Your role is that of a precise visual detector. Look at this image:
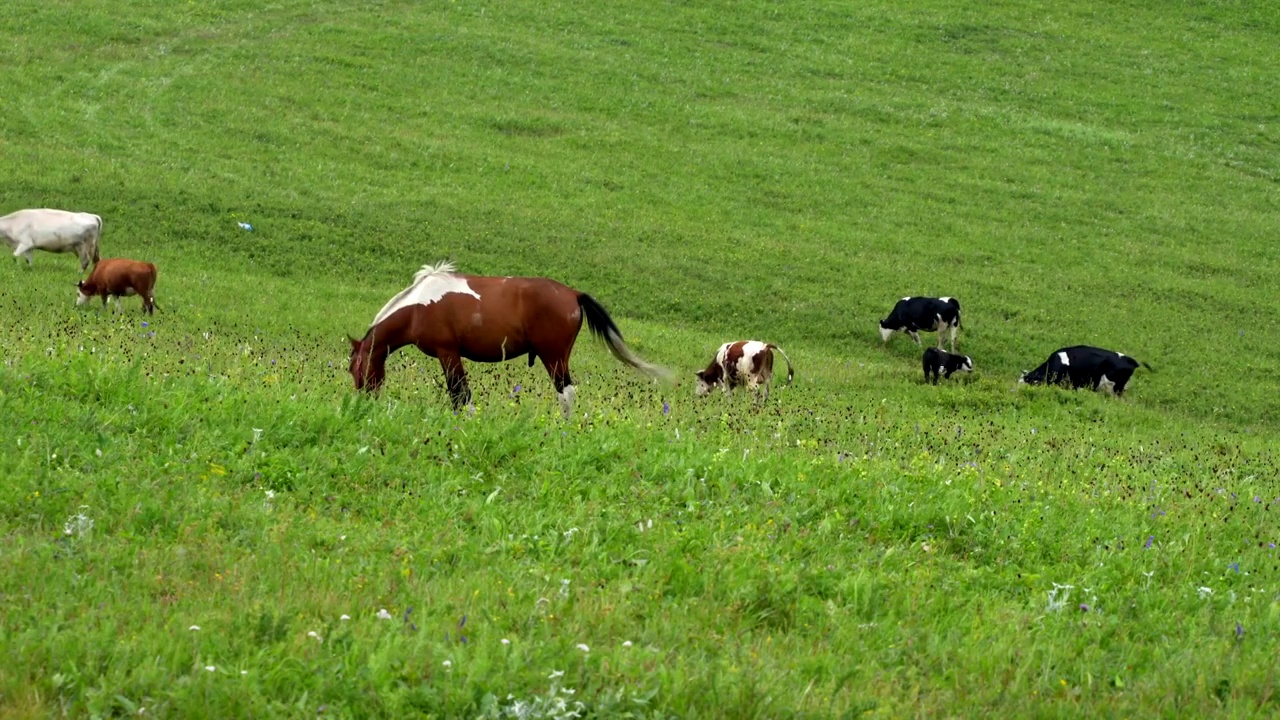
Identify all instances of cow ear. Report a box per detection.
[347,334,361,349]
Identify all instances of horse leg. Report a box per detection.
[540,355,576,419]
[437,354,471,409]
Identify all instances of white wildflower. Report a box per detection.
[576,644,589,652]
[63,506,93,537]
[442,660,452,669]
[548,670,564,679]
[189,625,200,631]
[1198,586,1214,599]
[340,614,350,621]
[204,666,216,672]
[376,608,392,620]
[501,638,510,645]
[308,631,322,642]
[1046,583,1074,613]
[622,640,633,648]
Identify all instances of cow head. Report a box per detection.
[878,322,895,342]
[959,356,975,373]
[74,281,90,306]
[694,370,715,396]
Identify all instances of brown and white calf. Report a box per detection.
[695,341,794,400]
[76,258,158,314]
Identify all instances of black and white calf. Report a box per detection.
[922,347,973,384]
[1019,345,1150,396]
[879,296,962,352]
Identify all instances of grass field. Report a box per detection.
[3,0,1280,716]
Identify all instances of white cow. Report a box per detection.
[0,209,102,270]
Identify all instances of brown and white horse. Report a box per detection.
[348,262,672,417]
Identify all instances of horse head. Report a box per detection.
[347,333,382,392]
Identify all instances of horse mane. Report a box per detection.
[369,260,460,327]
[412,260,457,283]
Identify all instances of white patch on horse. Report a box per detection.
[370,261,480,327]
[558,384,577,419]
[1098,374,1116,394]
[1057,351,1071,366]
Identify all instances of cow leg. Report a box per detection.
[540,355,575,419]
[948,325,958,353]
[13,245,33,266]
[909,330,921,345]
[1097,374,1117,395]
[437,354,471,409]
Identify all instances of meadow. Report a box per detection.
[2,0,1280,716]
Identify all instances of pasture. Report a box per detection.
[2,0,1279,716]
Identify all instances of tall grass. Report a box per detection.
[2,0,1279,716]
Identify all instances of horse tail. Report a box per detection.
[577,293,674,383]
[770,344,795,385]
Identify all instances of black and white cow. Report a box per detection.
[922,347,973,384]
[879,296,962,352]
[1019,345,1150,396]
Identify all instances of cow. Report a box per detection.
[1019,345,1151,396]
[922,347,973,384]
[879,296,962,352]
[0,208,102,270]
[76,258,158,315]
[695,341,794,401]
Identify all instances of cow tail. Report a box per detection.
[91,215,102,263]
[1140,360,1156,373]
[770,344,795,385]
[577,293,674,383]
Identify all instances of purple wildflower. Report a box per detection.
[1229,562,1240,573]
[662,401,670,415]
[1236,622,1245,638]
[141,321,148,328]
[1144,536,1154,549]
[1079,604,1089,612]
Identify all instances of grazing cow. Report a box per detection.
[695,341,795,401]
[0,208,102,270]
[879,296,962,352]
[922,347,973,384]
[1019,345,1150,396]
[76,258,158,315]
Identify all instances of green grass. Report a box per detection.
[3,0,1280,716]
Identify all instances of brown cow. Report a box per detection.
[695,340,794,401]
[76,258,158,314]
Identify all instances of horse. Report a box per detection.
[348,261,673,417]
